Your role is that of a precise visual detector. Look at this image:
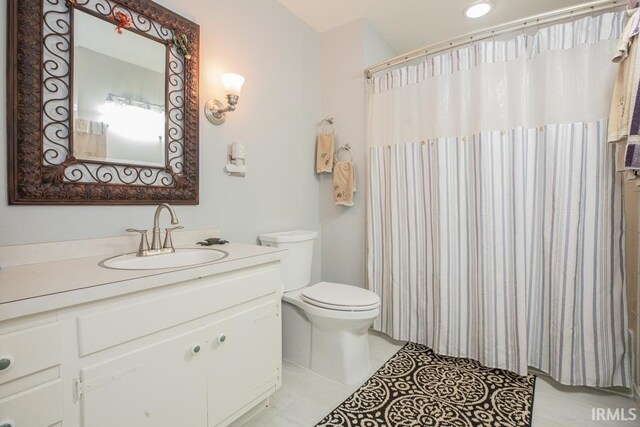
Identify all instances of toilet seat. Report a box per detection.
[300,282,380,312]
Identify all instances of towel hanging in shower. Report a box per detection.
[608,7,640,169]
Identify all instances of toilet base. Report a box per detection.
[282,301,312,369]
[281,300,377,385]
[307,313,373,384]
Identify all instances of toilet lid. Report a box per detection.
[301,282,380,311]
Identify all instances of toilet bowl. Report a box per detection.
[259,231,380,385]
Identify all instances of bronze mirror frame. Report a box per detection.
[7,0,200,205]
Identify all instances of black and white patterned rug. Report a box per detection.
[316,342,536,427]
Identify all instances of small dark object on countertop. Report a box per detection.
[197,238,229,246]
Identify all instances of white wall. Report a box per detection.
[0,0,322,280]
[319,20,395,287]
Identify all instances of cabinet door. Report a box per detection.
[79,328,208,427]
[207,301,281,426]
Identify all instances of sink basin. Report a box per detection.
[99,248,228,270]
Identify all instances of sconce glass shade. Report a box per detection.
[222,73,245,96]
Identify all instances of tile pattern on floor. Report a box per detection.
[238,332,638,426]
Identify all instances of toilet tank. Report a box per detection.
[259,230,318,292]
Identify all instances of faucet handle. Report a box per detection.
[163,226,184,251]
[126,228,147,233]
[126,228,150,256]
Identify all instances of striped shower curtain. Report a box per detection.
[367,11,630,387]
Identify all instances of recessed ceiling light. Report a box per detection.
[464,1,494,19]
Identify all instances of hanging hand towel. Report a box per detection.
[316,132,335,173]
[334,161,355,206]
[75,118,90,134]
[608,8,640,145]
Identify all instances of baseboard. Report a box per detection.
[528,367,633,397]
[226,392,274,426]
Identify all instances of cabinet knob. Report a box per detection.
[190,344,202,355]
[0,420,16,427]
[217,333,226,344]
[0,356,13,372]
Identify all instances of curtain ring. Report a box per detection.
[492,31,496,63]
[472,38,478,67]
[449,43,454,73]
[534,18,541,53]
[571,10,577,48]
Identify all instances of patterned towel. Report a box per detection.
[609,8,640,145]
[316,132,335,173]
[625,143,640,169]
[609,8,640,173]
[333,161,355,206]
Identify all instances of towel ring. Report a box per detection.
[335,144,354,164]
[318,117,335,135]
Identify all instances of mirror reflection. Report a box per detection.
[72,10,167,167]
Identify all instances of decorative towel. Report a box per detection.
[613,8,640,63]
[90,120,106,136]
[609,8,640,143]
[609,8,640,171]
[74,133,108,160]
[333,161,355,206]
[316,132,335,173]
[74,118,106,136]
[612,34,640,170]
[626,143,640,169]
[75,118,90,134]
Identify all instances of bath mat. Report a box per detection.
[316,342,536,427]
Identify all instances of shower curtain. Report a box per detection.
[367,11,630,387]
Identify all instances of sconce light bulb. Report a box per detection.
[222,73,245,96]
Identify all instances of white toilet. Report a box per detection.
[259,230,380,385]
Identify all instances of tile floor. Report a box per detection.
[239,332,638,426]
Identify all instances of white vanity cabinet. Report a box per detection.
[79,327,209,427]
[0,260,283,427]
[0,318,64,427]
[206,301,281,426]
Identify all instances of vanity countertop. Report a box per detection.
[0,243,286,321]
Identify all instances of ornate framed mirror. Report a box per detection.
[8,0,200,204]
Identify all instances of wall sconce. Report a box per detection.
[204,73,245,125]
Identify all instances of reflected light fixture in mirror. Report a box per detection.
[464,0,494,18]
[204,73,245,125]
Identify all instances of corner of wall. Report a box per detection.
[317,18,395,288]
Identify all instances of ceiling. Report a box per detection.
[277,0,589,54]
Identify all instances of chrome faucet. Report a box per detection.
[127,203,184,257]
[151,203,179,251]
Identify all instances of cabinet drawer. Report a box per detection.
[0,323,61,385]
[77,263,281,356]
[0,380,63,427]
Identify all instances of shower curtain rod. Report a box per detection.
[364,0,625,78]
